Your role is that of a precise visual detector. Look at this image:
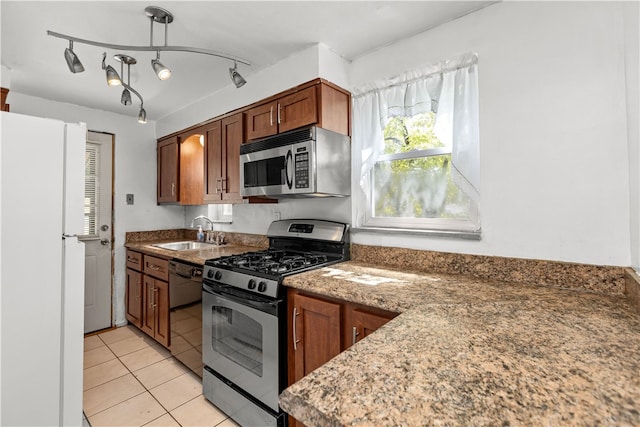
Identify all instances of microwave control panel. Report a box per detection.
[294,149,309,189]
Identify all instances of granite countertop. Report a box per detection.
[125,239,259,265]
[280,261,640,426]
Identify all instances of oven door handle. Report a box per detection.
[203,283,278,312]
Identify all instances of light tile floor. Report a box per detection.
[84,325,239,427]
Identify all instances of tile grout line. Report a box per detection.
[86,327,232,427]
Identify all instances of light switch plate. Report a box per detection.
[126,194,134,205]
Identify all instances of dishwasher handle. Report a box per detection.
[169,260,203,281]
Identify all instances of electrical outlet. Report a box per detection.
[126,194,134,205]
[273,211,281,221]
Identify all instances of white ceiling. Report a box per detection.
[1,1,495,121]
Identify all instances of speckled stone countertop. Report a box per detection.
[125,240,261,265]
[280,261,640,426]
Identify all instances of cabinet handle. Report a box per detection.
[152,287,158,309]
[127,257,140,264]
[216,177,223,194]
[352,326,360,345]
[292,307,300,351]
[148,264,161,271]
[277,104,281,124]
[269,106,273,127]
[171,182,175,196]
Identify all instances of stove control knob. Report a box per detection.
[214,271,222,281]
[207,269,215,279]
[248,279,257,290]
[258,281,267,293]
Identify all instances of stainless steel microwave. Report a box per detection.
[240,126,351,198]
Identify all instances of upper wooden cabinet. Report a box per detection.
[203,113,243,203]
[178,129,205,205]
[157,136,179,203]
[245,81,351,141]
[156,78,350,205]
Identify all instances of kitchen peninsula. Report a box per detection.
[280,261,640,426]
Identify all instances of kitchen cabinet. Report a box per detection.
[178,128,205,205]
[141,275,170,347]
[125,268,143,327]
[290,292,342,383]
[125,250,170,348]
[203,113,243,203]
[287,289,397,427]
[245,81,351,141]
[157,136,179,203]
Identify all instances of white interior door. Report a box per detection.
[81,131,113,333]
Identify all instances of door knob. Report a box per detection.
[100,239,110,245]
[100,224,109,231]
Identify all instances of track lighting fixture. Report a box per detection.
[48,5,251,123]
[138,106,147,124]
[229,61,247,88]
[116,54,136,105]
[64,41,84,73]
[151,51,171,80]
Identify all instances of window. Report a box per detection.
[352,53,480,236]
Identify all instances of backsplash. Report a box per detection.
[351,244,628,295]
[124,229,268,248]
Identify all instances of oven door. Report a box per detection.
[202,281,282,412]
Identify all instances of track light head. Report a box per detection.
[229,61,246,88]
[121,88,132,106]
[105,65,122,86]
[138,107,147,124]
[151,56,171,80]
[64,41,84,73]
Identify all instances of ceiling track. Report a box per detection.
[47,31,251,66]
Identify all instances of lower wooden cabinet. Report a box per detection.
[125,268,143,327]
[141,276,170,348]
[287,289,398,427]
[125,250,170,348]
[290,292,342,383]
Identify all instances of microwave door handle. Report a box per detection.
[285,149,293,189]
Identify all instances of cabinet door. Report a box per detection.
[278,86,317,134]
[245,101,278,141]
[291,293,341,383]
[203,120,223,202]
[157,137,179,203]
[221,113,243,202]
[125,269,143,327]
[348,308,395,348]
[141,276,156,337]
[178,129,204,205]
[154,280,170,348]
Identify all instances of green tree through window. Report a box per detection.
[373,112,472,220]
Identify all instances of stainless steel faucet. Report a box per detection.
[191,215,214,231]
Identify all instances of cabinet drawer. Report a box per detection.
[126,250,143,272]
[143,255,169,281]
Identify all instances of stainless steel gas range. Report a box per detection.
[202,219,350,427]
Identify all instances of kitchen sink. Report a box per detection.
[152,241,216,251]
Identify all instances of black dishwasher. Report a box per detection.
[168,259,204,377]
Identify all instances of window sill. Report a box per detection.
[352,226,481,241]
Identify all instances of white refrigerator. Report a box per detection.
[1,111,87,426]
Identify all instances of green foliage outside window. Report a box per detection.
[373,112,471,219]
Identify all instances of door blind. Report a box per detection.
[84,142,100,236]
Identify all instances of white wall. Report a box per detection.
[156,43,341,138]
[159,2,636,268]
[7,92,185,326]
[347,1,634,267]
[623,1,640,271]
